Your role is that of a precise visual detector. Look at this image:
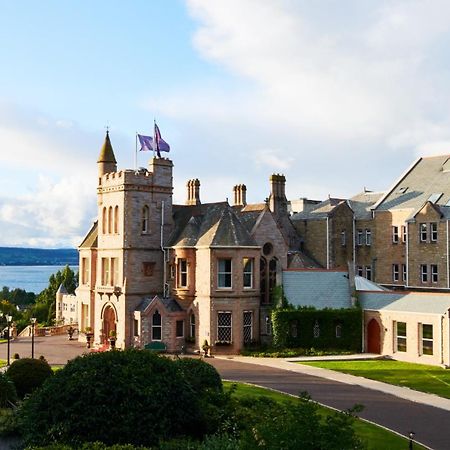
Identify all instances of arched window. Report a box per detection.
[313,320,320,338]
[190,313,196,339]
[102,207,107,234]
[269,257,277,296]
[335,324,342,339]
[260,257,267,304]
[114,206,119,234]
[142,205,149,233]
[108,206,113,234]
[152,310,162,341]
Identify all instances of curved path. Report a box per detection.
[207,357,447,450]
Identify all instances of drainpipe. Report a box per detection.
[441,314,444,366]
[406,222,409,287]
[161,201,166,297]
[447,220,449,289]
[326,216,330,269]
[352,214,356,274]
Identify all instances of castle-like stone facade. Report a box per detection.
[58,132,312,353]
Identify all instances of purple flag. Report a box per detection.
[138,134,154,151]
[154,123,170,156]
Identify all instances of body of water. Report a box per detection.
[0,265,79,294]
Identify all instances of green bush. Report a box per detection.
[6,358,53,398]
[0,373,17,407]
[175,358,223,393]
[19,350,228,448]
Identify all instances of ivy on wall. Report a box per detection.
[271,308,362,352]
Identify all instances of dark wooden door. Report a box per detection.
[367,319,381,354]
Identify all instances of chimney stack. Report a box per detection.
[269,174,287,216]
[233,184,247,207]
[186,178,201,206]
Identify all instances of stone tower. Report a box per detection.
[94,132,174,348]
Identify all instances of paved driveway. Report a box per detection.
[207,358,446,450]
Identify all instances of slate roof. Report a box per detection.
[136,295,183,313]
[359,291,450,315]
[79,222,98,249]
[290,198,346,220]
[374,155,450,212]
[282,270,352,309]
[56,284,68,295]
[169,202,258,247]
[348,191,384,220]
[354,276,387,291]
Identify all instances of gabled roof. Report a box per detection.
[136,295,183,313]
[374,155,450,212]
[354,276,387,291]
[290,198,347,221]
[79,222,98,249]
[169,202,257,248]
[348,191,384,220]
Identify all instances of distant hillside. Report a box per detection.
[0,247,78,266]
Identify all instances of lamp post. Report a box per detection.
[6,315,12,366]
[408,431,415,450]
[30,318,37,359]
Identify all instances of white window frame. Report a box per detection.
[396,321,407,352]
[151,310,162,341]
[365,229,371,246]
[431,222,438,242]
[431,264,438,283]
[392,264,399,282]
[402,264,407,283]
[356,229,363,246]
[421,264,428,283]
[217,258,232,289]
[420,223,427,242]
[401,225,407,243]
[341,230,346,247]
[243,258,254,289]
[365,266,372,281]
[189,313,196,339]
[421,323,433,355]
[392,226,399,244]
[177,258,188,288]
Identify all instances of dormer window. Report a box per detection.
[398,187,408,194]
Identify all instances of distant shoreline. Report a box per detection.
[0,247,78,266]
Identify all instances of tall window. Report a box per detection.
[190,314,196,339]
[217,312,232,342]
[114,206,119,234]
[392,264,399,282]
[111,257,119,286]
[141,205,149,233]
[82,257,89,285]
[365,266,372,281]
[152,310,162,341]
[218,259,232,288]
[365,229,371,246]
[357,266,363,277]
[108,206,113,234]
[177,259,188,288]
[392,226,399,243]
[335,324,342,338]
[396,322,407,352]
[341,230,346,246]
[431,223,438,242]
[176,320,184,338]
[421,324,433,355]
[243,258,253,288]
[431,264,438,283]
[101,258,110,286]
[260,257,267,304]
[269,258,277,294]
[401,225,407,243]
[243,311,253,344]
[102,207,107,234]
[420,223,427,242]
[402,264,407,283]
[421,264,428,283]
[356,230,363,246]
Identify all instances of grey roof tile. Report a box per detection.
[136,295,184,313]
[282,270,352,309]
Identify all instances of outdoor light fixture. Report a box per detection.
[6,315,12,366]
[408,431,415,450]
[30,317,37,359]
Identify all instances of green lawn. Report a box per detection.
[223,381,425,450]
[301,359,450,398]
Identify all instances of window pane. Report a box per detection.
[423,324,433,339]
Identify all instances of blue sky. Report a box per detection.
[2,0,450,247]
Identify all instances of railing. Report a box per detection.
[18,323,78,338]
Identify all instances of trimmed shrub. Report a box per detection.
[19,350,228,448]
[0,373,17,408]
[175,358,223,393]
[6,358,53,398]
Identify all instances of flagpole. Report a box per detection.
[153,118,156,159]
[135,132,138,170]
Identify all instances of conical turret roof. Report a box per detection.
[97,131,117,164]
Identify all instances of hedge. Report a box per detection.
[272,308,362,352]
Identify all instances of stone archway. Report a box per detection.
[102,305,117,345]
[367,319,381,354]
